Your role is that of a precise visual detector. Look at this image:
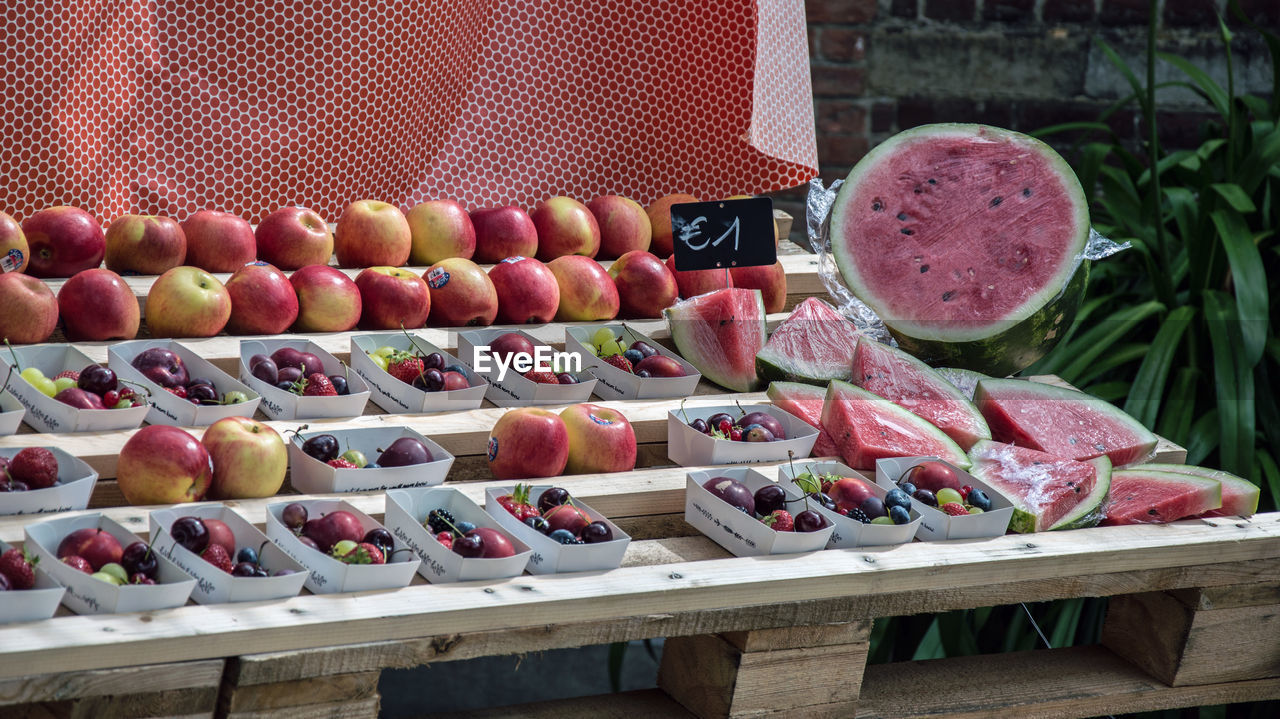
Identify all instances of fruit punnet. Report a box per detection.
[664,288,766,392]
[830,124,1091,376]
[967,440,1110,532]
[820,380,969,470]
[1123,464,1259,518]
[1101,468,1222,526]
[765,382,840,457]
[754,297,863,385]
[974,378,1158,467]
[852,336,990,450]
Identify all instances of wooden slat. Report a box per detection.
[223,696,379,719]
[433,689,695,719]
[39,687,218,719]
[219,671,380,714]
[0,660,224,706]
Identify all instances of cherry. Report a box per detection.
[453,534,484,558]
[78,365,117,396]
[537,487,571,514]
[794,510,827,533]
[281,502,309,531]
[301,435,338,462]
[171,517,209,553]
[423,353,445,371]
[579,521,613,544]
[121,541,158,579]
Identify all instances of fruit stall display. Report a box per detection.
[0,136,1275,718]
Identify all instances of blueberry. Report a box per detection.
[455,521,476,535]
[888,505,911,525]
[622,349,644,365]
[884,489,912,511]
[443,364,466,375]
[968,489,992,512]
[525,516,551,534]
[548,529,578,545]
[897,482,917,496]
[236,547,259,565]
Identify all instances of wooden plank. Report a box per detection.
[220,671,380,713]
[0,659,224,706]
[1169,581,1280,610]
[435,689,695,719]
[40,686,217,719]
[224,696,379,719]
[1100,590,1193,685]
[721,620,871,653]
[856,645,1280,719]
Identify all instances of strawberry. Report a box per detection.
[201,543,233,573]
[729,427,743,441]
[498,483,541,522]
[9,447,58,490]
[761,510,794,532]
[523,371,560,384]
[387,352,425,385]
[435,531,453,549]
[960,485,973,499]
[0,548,37,589]
[303,373,337,397]
[602,354,633,373]
[327,458,358,469]
[337,542,385,565]
[54,370,79,381]
[941,502,969,517]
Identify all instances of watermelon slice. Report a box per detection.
[968,440,1107,533]
[755,297,862,385]
[852,337,990,450]
[1102,469,1222,525]
[819,380,969,470]
[664,288,765,392]
[829,124,1091,376]
[975,378,1158,467]
[1125,464,1259,518]
[766,381,840,457]
[936,367,988,400]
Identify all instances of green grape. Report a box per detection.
[54,377,77,393]
[600,340,623,357]
[20,367,45,384]
[369,353,390,372]
[581,344,598,357]
[373,346,398,359]
[936,488,963,506]
[870,516,893,525]
[590,327,615,347]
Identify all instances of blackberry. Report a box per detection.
[847,508,870,524]
[425,508,455,535]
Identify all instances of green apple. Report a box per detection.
[202,416,287,500]
[145,266,232,338]
[341,449,367,468]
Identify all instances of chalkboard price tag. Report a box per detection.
[670,197,776,272]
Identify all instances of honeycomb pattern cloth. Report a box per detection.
[2,0,817,224]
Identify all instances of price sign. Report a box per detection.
[670,197,776,272]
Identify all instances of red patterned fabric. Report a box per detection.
[2,0,817,223]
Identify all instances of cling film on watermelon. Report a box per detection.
[967,440,1105,532]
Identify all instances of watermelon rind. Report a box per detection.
[935,367,989,400]
[820,380,970,470]
[1125,463,1259,517]
[766,381,840,457]
[968,440,1102,533]
[664,288,765,393]
[1047,456,1112,530]
[1103,469,1223,525]
[755,297,862,385]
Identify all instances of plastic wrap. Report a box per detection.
[664,288,767,393]
[821,381,972,470]
[1100,469,1224,525]
[968,441,1108,532]
[755,297,864,385]
[764,382,841,457]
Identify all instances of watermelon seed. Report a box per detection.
[990,196,1003,207]
[872,200,883,211]
[928,178,937,184]
[1022,188,1031,197]
[919,264,929,273]
[913,186,922,194]
[897,212,908,221]
[900,228,913,235]
[942,291,955,302]
[1094,443,1106,452]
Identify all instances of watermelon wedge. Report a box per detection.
[1102,469,1222,525]
[755,297,863,385]
[968,440,1107,533]
[975,378,1158,467]
[664,288,765,392]
[766,381,840,457]
[852,337,990,450]
[1125,464,1259,518]
[819,380,969,470]
[936,367,988,400]
[829,124,1091,376]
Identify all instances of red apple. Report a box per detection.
[424,257,497,327]
[254,207,334,270]
[57,268,140,341]
[829,477,877,512]
[730,260,787,313]
[588,195,651,259]
[104,215,187,275]
[488,256,559,325]
[634,355,686,377]
[441,371,469,390]
[203,518,236,555]
[532,196,600,260]
[547,255,618,322]
[224,262,299,335]
[131,347,189,388]
[289,265,362,332]
[608,250,678,319]
[470,207,538,264]
[488,332,535,366]
[469,527,516,558]
[665,254,732,299]
[116,425,214,505]
[645,193,699,258]
[21,206,105,278]
[354,266,431,330]
[407,200,475,264]
[55,388,106,410]
[302,510,365,553]
[145,266,232,338]
[180,210,256,273]
[56,528,123,572]
[901,461,963,493]
[203,416,287,499]
[334,200,411,268]
[543,504,591,535]
[487,408,569,479]
[560,403,636,474]
[0,210,30,273]
[0,271,58,343]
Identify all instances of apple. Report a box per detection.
[424,257,498,327]
[560,403,636,474]
[145,266,232,338]
[255,207,333,269]
[547,255,618,322]
[354,266,431,330]
[301,510,364,553]
[608,250,678,319]
[531,197,600,260]
[730,261,787,313]
[334,200,411,268]
[407,200,475,264]
[0,272,58,343]
[131,347,189,388]
[57,528,123,571]
[587,195,650,259]
[104,215,187,275]
[487,408,568,479]
[645,193,699,258]
[665,254,732,299]
[57,268,140,341]
[488,332,535,366]
[180,210,256,272]
[470,207,538,263]
[203,416,287,499]
[468,527,516,559]
[224,262,299,335]
[117,425,213,505]
[634,355,685,377]
[203,518,237,555]
[487,256,559,324]
[900,461,963,493]
[21,206,105,278]
[289,264,362,332]
[830,477,877,512]
[543,504,592,535]
[0,210,30,273]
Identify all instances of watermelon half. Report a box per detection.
[829,123,1091,376]
[755,297,863,385]
[1125,464,1259,518]
[936,367,988,400]
[664,288,765,392]
[1102,469,1222,525]
[852,336,990,450]
[968,440,1109,533]
[975,378,1158,467]
[766,381,840,457]
[819,380,969,471]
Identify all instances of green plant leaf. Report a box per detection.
[910,618,945,661]
[1058,301,1165,385]
[1211,183,1258,213]
[1083,381,1132,403]
[1124,305,1196,427]
[1203,290,1256,475]
[1258,451,1280,512]
[1185,408,1221,466]
[1210,209,1270,366]
[1157,52,1230,117]
[1138,151,1197,187]
[1048,599,1085,649]
[1097,37,1149,117]
[1030,122,1114,139]
[1075,343,1150,387]
[1156,367,1201,447]
[1236,124,1280,194]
